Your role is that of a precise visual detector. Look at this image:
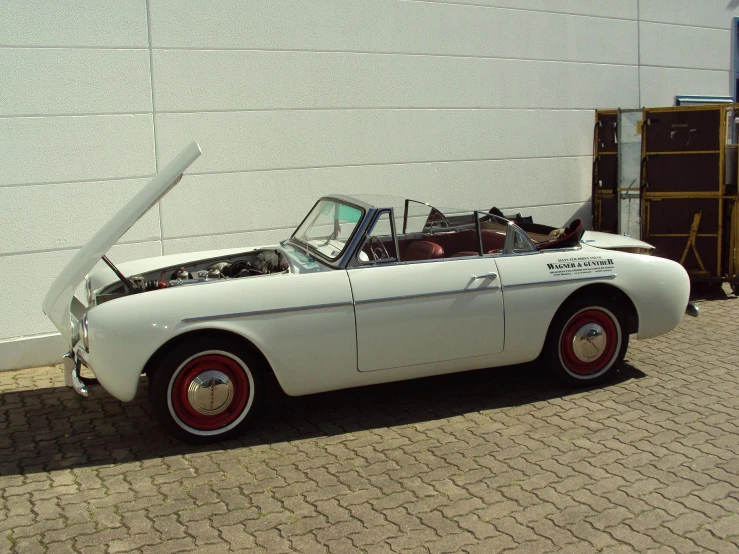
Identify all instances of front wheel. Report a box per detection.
[543,296,629,386]
[149,337,263,443]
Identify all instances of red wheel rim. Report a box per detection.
[560,309,619,376]
[170,353,250,431]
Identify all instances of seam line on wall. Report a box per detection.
[403,1,734,30]
[0,155,590,189]
[638,64,729,72]
[0,111,154,120]
[0,45,149,50]
[135,47,639,66]
[0,107,602,120]
[181,155,592,176]
[159,225,297,242]
[0,44,642,68]
[637,19,732,31]
[399,0,637,23]
[0,44,641,66]
[0,174,155,189]
[0,239,163,259]
[154,107,607,115]
[145,0,164,257]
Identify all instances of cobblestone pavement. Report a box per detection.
[1,287,738,554]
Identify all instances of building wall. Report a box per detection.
[1,0,737,368]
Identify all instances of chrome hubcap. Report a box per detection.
[187,370,234,415]
[571,323,607,362]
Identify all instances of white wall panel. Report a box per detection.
[160,156,590,240]
[155,109,594,175]
[639,0,738,29]
[0,242,160,339]
[154,50,638,112]
[164,229,290,256]
[0,115,155,186]
[640,23,730,71]
[150,0,638,65]
[0,179,160,255]
[435,1,637,20]
[640,67,730,107]
[0,49,152,116]
[0,0,148,47]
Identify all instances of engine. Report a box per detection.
[95,249,290,304]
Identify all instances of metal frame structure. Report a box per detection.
[593,105,739,292]
[592,109,618,235]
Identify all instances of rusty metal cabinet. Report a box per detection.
[593,105,739,292]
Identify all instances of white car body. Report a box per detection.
[43,143,692,441]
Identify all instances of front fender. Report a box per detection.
[84,269,356,401]
[86,297,182,401]
[613,255,690,339]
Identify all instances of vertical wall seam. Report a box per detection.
[145,0,164,255]
[732,18,738,100]
[637,0,642,107]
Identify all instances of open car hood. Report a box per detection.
[581,231,655,251]
[42,142,201,341]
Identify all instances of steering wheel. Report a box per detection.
[368,236,390,260]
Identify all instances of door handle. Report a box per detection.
[471,272,497,280]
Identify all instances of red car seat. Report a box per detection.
[403,241,444,261]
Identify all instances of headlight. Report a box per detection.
[81,314,89,352]
[71,317,81,347]
[86,278,94,305]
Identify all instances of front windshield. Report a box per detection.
[292,199,364,261]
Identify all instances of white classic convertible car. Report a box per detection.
[44,143,696,443]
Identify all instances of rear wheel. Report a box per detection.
[149,337,263,443]
[543,295,629,386]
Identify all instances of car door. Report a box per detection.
[348,256,504,372]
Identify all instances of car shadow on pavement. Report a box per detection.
[0,362,645,477]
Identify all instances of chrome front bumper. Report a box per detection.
[63,349,92,397]
[685,302,700,318]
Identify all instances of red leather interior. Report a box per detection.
[399,228,506,260]
[363,217,578,261]
[424,229,505,256]
[403,241,444,261]
[481,229,506,253]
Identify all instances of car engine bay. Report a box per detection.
[95,249,290,305]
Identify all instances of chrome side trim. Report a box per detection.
[539,245,583,253]
[350,255,491,269]
[504,273,617,290]
[354,286,500,305]
[184,283,504,322]
[491,250,541,259]
[182,301,354,323]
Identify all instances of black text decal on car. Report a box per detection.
[547,256,615,277]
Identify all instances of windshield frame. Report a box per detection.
[289,197,367,265]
